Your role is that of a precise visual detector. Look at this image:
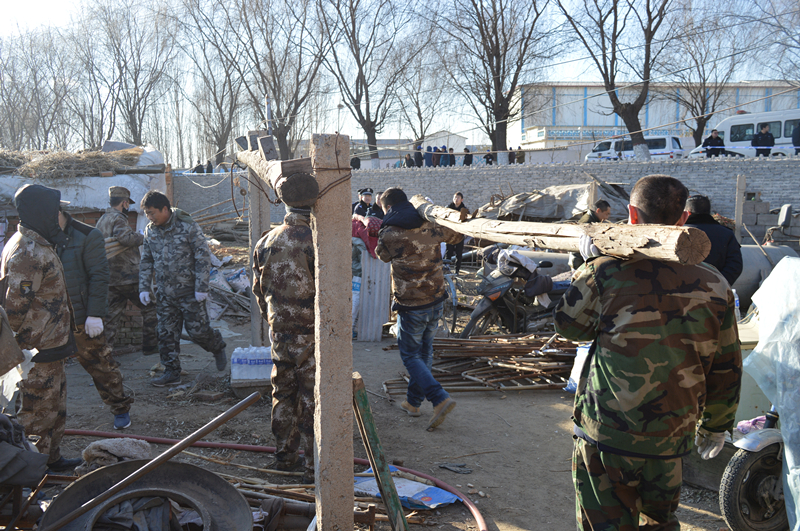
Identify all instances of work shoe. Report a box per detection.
[275,458,303,472]
[151,369,181,387]
[213,349,227,372]
[400,401,421,417]
[114,412,131,430]
[427,398,456,431]
[47,456,83,473]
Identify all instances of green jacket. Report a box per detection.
[57,213,110,324]
[554,256,742,458]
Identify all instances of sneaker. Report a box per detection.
[47,456,83,473]
[400,401,421,417]
[151,370,181,387]
[427,398,456,431]
[213,349,227,372]
[114,412,131,430]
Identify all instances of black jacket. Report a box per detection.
[702,135,725,157]
[751,131,775,148]
[366,204,384,219]
[414,151,423,167]
[463,153,473,166]
[792,127,800,150]
[57,214,110,324]
[352,200,371,216]
[685,213,743,286]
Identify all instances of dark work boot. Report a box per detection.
[151,369,182,387]
[213,349,227,372]
[47,456,83,473]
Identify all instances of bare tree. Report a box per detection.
[743,0,800,81]
[558,0,675,159]
[396,44,447,144]
[0,36,30,150]
[177,0,246,165]
[439,0,557,152]
[94,0,178,146]
[318,0,420,166]
[652,1,752,146]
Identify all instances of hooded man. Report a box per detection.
[0,184,82,473]
[376,188,463,431]
[252,204,316,483]
[57,206,134,430]
[96,186,158,356]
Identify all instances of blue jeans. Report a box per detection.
[396,302,449,408]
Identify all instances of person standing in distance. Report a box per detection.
[1,184,82,473]
[751,123,775,157]
[556,175,742,531]
[445,192,469,274]
[252,204,317,483]
[376,188,463,430]
[684,195,743,286]
[138,191,226,386]
[702,129,725,157]
[95,187,158,356]
[56,206,134,430]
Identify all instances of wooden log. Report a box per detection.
[409,195,711,265]
[235,150,319,207]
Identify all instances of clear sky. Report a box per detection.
[2,0,82,37]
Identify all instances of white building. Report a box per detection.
[509,81,800,159]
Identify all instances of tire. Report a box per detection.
[719,444,788,531]
[460,307,501,338]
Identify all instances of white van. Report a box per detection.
[688,109,800,158]
[584,135,685,162]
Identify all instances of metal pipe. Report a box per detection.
[41,392,261,531]
[62,424,488,531]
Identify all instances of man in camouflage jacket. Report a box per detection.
[555,175,742,531]
[0,184,82,472]
[57,208,133,430]
[95,186,158,355]
[138,191,226,387]
[252,205,316,482]
[376,188,463,431]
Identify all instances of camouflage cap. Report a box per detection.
[109,186,136,204]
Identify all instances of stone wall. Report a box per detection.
[349,157,800,243]
[171,171,251,223]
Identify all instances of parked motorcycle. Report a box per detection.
[720,405,788,531]
[460,249,570,338]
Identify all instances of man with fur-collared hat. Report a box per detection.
[1,184,83,473]
[96,186,158,357]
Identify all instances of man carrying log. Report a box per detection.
[96,187,158,357]
[375,187,463,431]
[252,204,316,483]
[138,191,227,387]
[57,206,134,430]
[554,175,742,530]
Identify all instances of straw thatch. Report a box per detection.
[0,147,144,179]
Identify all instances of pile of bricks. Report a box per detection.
[112,301,145,352]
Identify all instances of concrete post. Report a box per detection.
[309,134,353,530]
[248,169,270,346]
[734,174,746,244]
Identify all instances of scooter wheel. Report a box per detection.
[719,444,788,531]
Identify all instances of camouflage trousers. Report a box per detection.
[271,334,315,476]
[18,360,66,465]
[573,437,682,531]
[157,294,225,372]
[106,283,158,354]
[75,325,133,415]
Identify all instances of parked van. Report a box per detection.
[688,109,800,158]
[584,135,685,162]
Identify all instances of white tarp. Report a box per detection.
[743,256,800,531]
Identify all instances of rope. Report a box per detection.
[314,133,352,200]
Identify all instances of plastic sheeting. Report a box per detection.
[743,256,800,531]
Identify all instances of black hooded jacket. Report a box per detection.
[381,201,425,230]
[685,213,743,286]
[14,184,67,248]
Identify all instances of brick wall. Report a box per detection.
[171,171,251,223]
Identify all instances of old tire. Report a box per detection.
[460,307,500,338]
[719,444,788,531]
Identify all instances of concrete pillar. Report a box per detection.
[734,174,746,244]
[309,134,354,530]
[248,169,270,346]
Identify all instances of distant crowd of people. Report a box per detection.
[351,144,527,169]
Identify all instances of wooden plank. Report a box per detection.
[353,372,409,531]
[409,195,711,265]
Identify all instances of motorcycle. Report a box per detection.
[460,249,570,338]
[720,405,788,531]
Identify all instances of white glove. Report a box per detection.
[84,316,104,338]
[579,234,601,261]
[139,291,151,305]
[695,428,726,460]
[195,292,208,302]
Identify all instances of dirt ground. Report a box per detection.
[60,318,730,531]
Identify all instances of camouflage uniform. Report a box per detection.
[58,213,132,415]
[555,256,742,530]
[252,212,315,476]
[96,207,158,354]
[139,209,225,372]
[1,225,72,464]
